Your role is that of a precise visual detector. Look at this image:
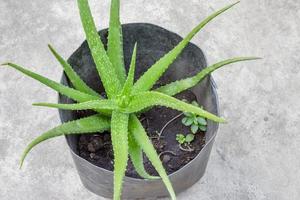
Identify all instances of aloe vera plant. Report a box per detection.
[1,0,260,199]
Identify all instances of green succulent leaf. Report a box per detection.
[156,57,260,96]
[181,117,188,125]
[128,131,159,180]
[132,2,240,93]
[107,0,126,84]
[111,111,129,200]
[20,114,110,168]
[183,112,193,117]
[126,91,226,123]
[182,117,193,126]
[191,124,199,134]
[199,125,207,132]
[32,100,117,111]
[129,115,176,200]
[0,63,112,115]
[192,101,199,107]
[121,43,137,96]
[77,0,122,98]
[185,134,195,143]
[48,44,100,97]
[1,63,98,102]
[197,117,207,126]
[193,117,198,125]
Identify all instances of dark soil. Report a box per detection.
[77,91,206,178]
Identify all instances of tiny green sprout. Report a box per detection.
[176,134,186,144]
[176,133,195,145]
[1,1,260,200]
[182,101,208,134]
[176,133,195,153]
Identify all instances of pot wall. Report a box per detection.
[59,23,219,199]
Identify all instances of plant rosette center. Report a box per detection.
[116,94,131,109]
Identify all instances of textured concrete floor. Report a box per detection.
[0,0,299,199]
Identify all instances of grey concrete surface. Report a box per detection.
[0,0,299,199]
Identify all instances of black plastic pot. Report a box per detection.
[59,23,219,199]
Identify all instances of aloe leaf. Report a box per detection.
[129,115,176,200]
[20,114,110,168]
[107,0,126,84]
[111,111,129,200]
[128,130,159,180]
[33,99,117,111]
[133,2,240,93]
[126,92,225,123]
[121,43,137,96]
[156,57,260,96]
[77,0,122,98]
[48,44,100,97]
[1,63,98,102]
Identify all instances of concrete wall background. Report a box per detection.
[0,0,299,199]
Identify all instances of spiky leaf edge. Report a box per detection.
[1,63,99,103]
[129,115,176,200]
[156,57,261,96]
[133,2,240,93]
[127,91,225,123]
[111,111,129,200]
[77,0,122,98]
[121,43,137,96]
[48,44,100,97]
[107,0,126,84]
[20,114,110,168]
[128,131,159,179]
[32,100,117,111]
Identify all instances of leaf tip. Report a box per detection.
[47,44,53,49]
[32,103,43,107]
[19,162,24,170]
[220,118,228,123]
[246,56,263,60]
[233,1,241,6]
[254,57,263,60]
[148,175,160,180]
[19,154,26,169]
[134,42,138,49]
[226,1,240,10]
[47,44,57,55]
[1,62,10,66]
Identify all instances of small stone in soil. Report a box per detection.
[90,153,96,159]
[152,139,166,151]
[162,154,171,163]
[87,137,104,152]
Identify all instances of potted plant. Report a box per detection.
[2,0,259,199]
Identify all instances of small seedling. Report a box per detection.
[176,133,195,145]
[182,101,208,134]
[176,133,195,152]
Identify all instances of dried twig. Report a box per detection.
[179,144,194,152]
[155,113,183,140]
[159,151,177,159]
